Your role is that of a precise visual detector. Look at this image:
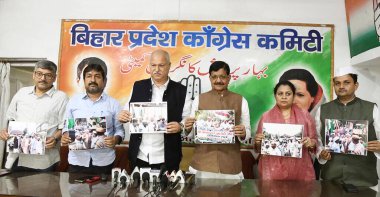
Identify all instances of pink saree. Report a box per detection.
[257,104,317,180]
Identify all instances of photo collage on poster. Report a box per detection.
[325,119,368,156]
[7,121,47,155]
[66,117,107,150]
[129,102,168,133]
[261,123,304,158]
[194,110,235,144]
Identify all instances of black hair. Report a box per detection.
[35,60,57,73]
[77,57,107,80]
[279,69,318,97]
[274,80,296,95]
[333,73,358,84]
[348,74,358,83]
[83,63,107,80]
[209,61,230,75]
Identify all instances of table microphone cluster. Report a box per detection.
[109,165,190,197]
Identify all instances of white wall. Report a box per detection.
[0,0,378,104]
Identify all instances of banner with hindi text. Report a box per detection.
[58,20,334,146]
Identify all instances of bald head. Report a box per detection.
[149,49,171,85]
[150,49,171,65]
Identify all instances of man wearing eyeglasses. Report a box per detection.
[184,61,251,179]
[0,60,69,172]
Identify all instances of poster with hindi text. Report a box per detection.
[194,110,235,144]
[58,20,334,146]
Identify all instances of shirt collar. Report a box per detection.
[151,78,170,89]
[30,86,56,97]
[81,91,107,102]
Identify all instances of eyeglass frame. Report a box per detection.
[34,71,56,80]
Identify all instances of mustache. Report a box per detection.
[214,82,225,85]
[38,80,47,84]
[89,82,98,86]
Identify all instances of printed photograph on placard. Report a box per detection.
[66,117,107,150]
[194,110,235,144]
[324,119,368,156]
[7,121,47,155]
[129,102,168,133]
[261,123,304,158]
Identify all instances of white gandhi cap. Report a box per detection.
[334,66,357,78]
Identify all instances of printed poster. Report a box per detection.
[261,123,303,158]
[194,110,235,144]
[66,116,107,150]
[7,121,47,155]
[325,119,368,156]
[129,102,168,133]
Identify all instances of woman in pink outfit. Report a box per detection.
[254,81,318,180]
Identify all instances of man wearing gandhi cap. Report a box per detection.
[314,66,380,188]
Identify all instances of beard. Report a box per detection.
[87,87,103,94]
[86,83,103,94]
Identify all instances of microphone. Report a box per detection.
[152,175,158,192]
[168,170,176,188]
[160,172,169,191]
[158,165,167,180]
[108,168,121,197]
[122,169,130,182]
[132,172,140,188]
[119,169,129,188]
[111,168,121,187]
[131,166,141,188]
[169,170,185,190]
[119,175,127,188]
[142,172,150,191]
[148,168,160,193]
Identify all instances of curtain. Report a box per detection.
[0,62,11,167]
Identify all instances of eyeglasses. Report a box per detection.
[34,71,55,80]
[210,75,229,80]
